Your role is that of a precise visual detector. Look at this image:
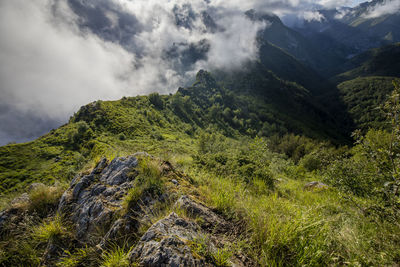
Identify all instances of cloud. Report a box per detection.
[0,0,362,145]
[302,11,325,21]
[363,0,400,18]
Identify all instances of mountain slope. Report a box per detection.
[247,10,349,76]
[334,42,400,82]
[0,70,351,195]
[337,76,396,130]
[329,43,400,131]
[0,72,399,266]
[295,1,400,56]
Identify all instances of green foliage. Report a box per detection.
[57,246,97,267]
[338,76,395,130]
[27,184,65,216]
[123,157,164,213]
[325,80,400,220]
[148,93,164,109]
[100,245,131,267]
[195,136,275,189]
[32,214,68,243]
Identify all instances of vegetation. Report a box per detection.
[0,72,399,265]
[100,246,131,267]
[338,76,396,130]
[122,156,165,213]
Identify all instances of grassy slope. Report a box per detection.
[0,70,348,195]
[0,71,399,265]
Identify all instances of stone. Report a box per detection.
[10,193,30,206]
[100,156,138,185]
[28,183,45,191]
[175,195,228,232]
[58,155,138,241]
[304,181,328,191]
[129,212,208,266]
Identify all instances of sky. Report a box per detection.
[0,0,397,145]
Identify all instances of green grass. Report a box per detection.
[57,246,97,267]
[100,245,131,267]
[188,161,400,266]
[32,214,68,243]
[122,157,165,213]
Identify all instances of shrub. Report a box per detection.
[118,133,126,141]
[148,93,164,109]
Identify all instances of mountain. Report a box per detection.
[1,70,400,266]
[246,10,350,76]
[1,2,400,265]
[331,43,400,130]
[0,69,351,194]
[295,0,400,57]
[334,42,400,82]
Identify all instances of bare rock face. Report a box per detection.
[129,212,209,267]
[175,195,228,232]
[58,156,138,240]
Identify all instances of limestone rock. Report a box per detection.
[175,195,228,232]
[58,155,138,240]
[129,212,209,267]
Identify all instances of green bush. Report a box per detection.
[149,93,164,109]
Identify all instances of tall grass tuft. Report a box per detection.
[32,214,68,243]
[100,245,131,267]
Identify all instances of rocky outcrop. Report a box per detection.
[58,156,138,240]
[0,154,247,266]
[175,195,229,233]
[129,212,208,266]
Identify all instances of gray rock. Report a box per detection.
[10,193,30,206]
[100,156,138,185]
[58,155,138,241]
[175,195,228,232]
[129,212,208,266]
[28,183,45,191]
[304,181,328,191]
[171,179,179,185]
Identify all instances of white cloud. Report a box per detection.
[363,0,400,18]
[302,11,325,21]
[0,0,136,119]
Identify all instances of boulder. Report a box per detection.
[304,181,328,191]
[129,212,209,267]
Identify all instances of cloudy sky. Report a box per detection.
[0,0,395,145]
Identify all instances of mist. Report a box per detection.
[364,0,400,18]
